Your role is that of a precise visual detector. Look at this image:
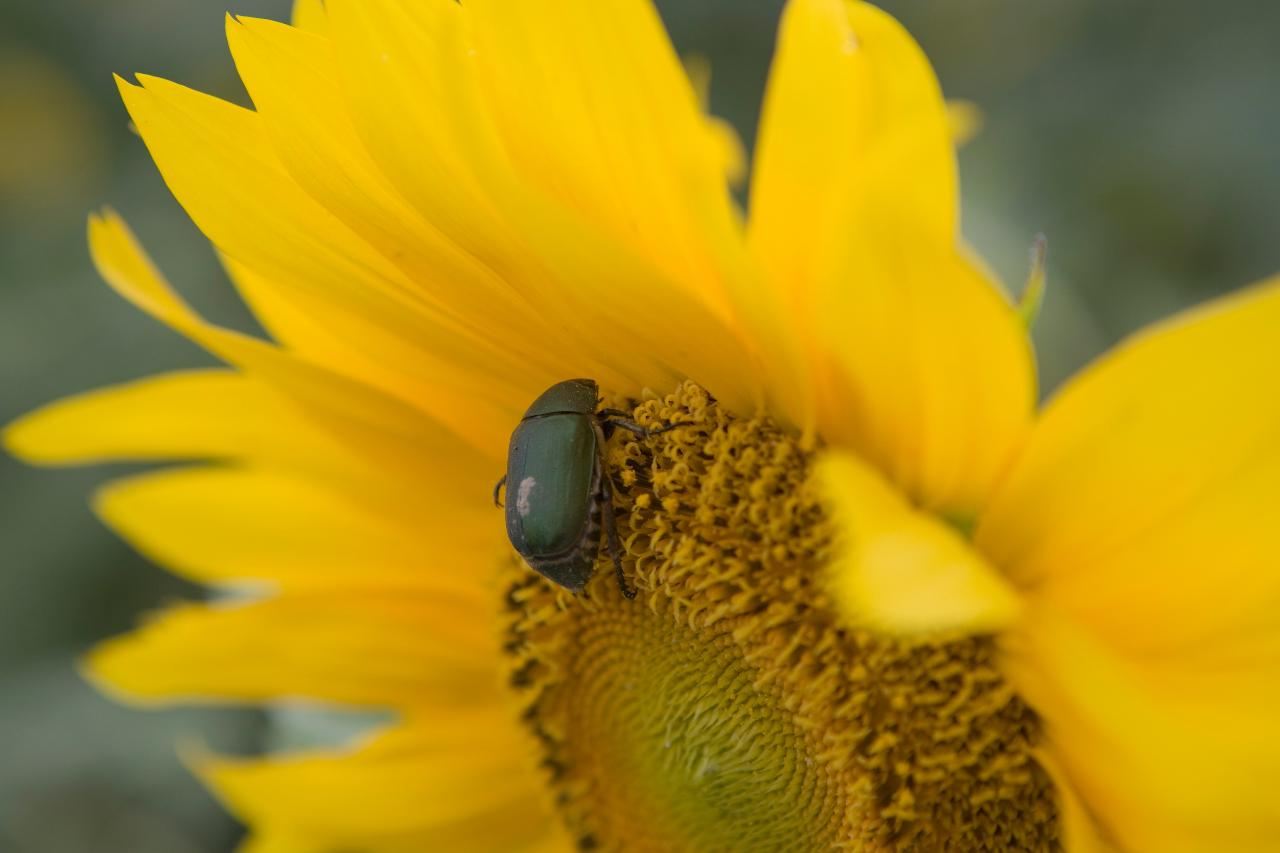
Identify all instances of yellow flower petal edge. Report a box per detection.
[289,0,327,36]
[93,466,496,594]
[981,277,1280,849]
[681,54,749,188]
[84,592,500,710]
[946,99,984,146]
[750,0,1036,514]
[1033,747,1119,853]
[199,712,569,853]
[461,0,745,318]
[87,210,502,485]
[980,277,1280,638]
[112,70,544,443]
[1006,608,1280,852]
[1,371,334,468]
[818,450,1022,635]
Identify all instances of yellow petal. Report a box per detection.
[114,73,528,442]
[750,0,1035,512]
[682,53,747,189]
[88,211,503,480]
[86,593,501,710]
[1031,748,1119,853]
[818,450,1021,635]
[290,0,327,35]
[319,0,531,290]
[979,278,1280,651]
[203,714,567,852]
[224,16,579,397]
[4,370,335,468]
[945,99,983,146]
[753,0,955,245]
[4,366,496,539]
[323,0,759,412]
[679,54,746,189]
[95,466,499,595]
[706,116,747,189]
[323,0,645,398]
[462,0,741,309]
[1005,608,1280,853]
[980,278,1280,848]
[218,251,423,406]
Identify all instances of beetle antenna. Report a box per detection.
[644,420,694,437]
[600,418,697,440]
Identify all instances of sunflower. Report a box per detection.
[8,0,1280,850]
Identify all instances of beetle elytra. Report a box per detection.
[496,379,681,599]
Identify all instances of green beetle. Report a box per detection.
[495,379,671,600]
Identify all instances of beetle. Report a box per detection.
[494,378,676,600]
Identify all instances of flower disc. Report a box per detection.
[504,384,1061,851]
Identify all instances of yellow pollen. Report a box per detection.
[502,382,1060,851]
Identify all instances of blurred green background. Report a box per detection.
[1,0,1277,850]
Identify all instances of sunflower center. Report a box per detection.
[502,383,1060,851]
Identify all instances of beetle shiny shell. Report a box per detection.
[503,379,609,593]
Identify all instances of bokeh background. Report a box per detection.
[2,0,1278,849]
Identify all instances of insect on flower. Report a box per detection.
[6,0,1280,849]
[496,378,685,599]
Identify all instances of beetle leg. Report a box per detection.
[597,407,631,419]
[493,474,507,508]
[599,472,637,600]
[590,421,637,601]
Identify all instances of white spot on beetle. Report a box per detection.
[516,476,537,517]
